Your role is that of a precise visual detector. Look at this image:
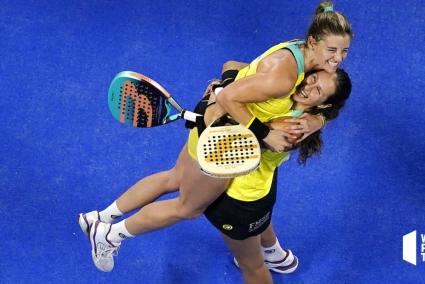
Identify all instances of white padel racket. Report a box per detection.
[197,117,261,178]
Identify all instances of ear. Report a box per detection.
[317,104,332,109]
[307,35,317,49]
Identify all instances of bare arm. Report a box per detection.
[199,60,249,125]
[216,58,325,147]
[216,51,298,126]
[215,51,299,152]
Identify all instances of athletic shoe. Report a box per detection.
[89,220,120,272]
[264,249,298,274]
[233,248,299,274]
[78,210,100,237]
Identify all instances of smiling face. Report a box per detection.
[292,70,337,109]
[309,34,351,73]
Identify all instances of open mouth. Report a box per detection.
[328,60,338,68]
[299,89,308,98]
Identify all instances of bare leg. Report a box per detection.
[260,223,278,247]
[115,146,188,213]
[222,234,273,284]
[260,223,296,273]
[124,144,229,235]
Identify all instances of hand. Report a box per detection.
[262,129,294,152]
[204,103,226,125]
[267,117,303,144]
[200,80,225,125]
[284,113,323,143]
[204,88,227,125]
[202,79,222,98]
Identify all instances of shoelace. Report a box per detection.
[95,243,120,262]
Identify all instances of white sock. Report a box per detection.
[262,238,287,262]
[99,201,124,223]
[107,220,134,243]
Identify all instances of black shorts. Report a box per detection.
[204,170,278,240]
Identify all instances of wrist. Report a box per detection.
[246,117,270,140]
[221,70,238,87]
[318,114,327,128]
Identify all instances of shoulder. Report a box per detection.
[258,49,298,75]
[256,49,298,97]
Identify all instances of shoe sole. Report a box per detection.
[264,248,295,267]
[90,221,100,257]
[233,249,299,274]
[89,221,115,273]
[268,255,298,274]
[78,211,100,237]
[78,213,90,237]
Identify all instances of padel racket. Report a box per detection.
[108,71,201,127]
[197,117,261,178]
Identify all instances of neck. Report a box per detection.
[293,102,311,112]
[302,46,316,73]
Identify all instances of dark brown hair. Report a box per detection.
[297,68,352,164]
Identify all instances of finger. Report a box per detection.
[283,118,300,123]
[289,129,306,134]
[284,135,298,140]
[290,125,303,130]
[287,131,301,136]
[295,134,307,143]
[294,118,307,126]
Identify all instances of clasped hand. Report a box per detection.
[263,113,323,152]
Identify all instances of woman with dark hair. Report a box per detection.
[205,68,352,284]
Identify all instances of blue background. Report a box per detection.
[1,0,424,283]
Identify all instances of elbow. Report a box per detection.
[222,61,239,73]
[215,89,228,108]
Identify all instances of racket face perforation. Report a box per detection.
[197,124,261,178]
[108,71,177,128]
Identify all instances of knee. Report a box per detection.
[163,167,180,192]
[174,201,204,220]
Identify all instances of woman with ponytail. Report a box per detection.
[79,3,354,282]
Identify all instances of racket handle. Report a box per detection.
[182,110,202,122]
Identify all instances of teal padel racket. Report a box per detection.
[108,71,201,127]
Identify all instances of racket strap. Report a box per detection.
[210,70,239,94]
[220,69,238,87]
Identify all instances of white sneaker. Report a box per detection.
[78,210,100,237]
[264,249,298,274]
[89,220,120,272]
[233,249,298,274]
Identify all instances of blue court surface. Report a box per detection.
[1,1,424,283]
